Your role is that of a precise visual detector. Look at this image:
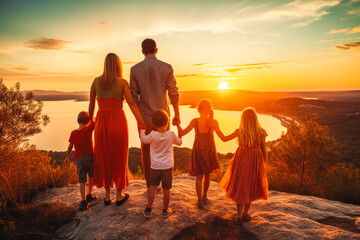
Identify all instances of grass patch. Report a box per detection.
[0,202,76,240]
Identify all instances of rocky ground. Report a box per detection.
[33,174,360,240]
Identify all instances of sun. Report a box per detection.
[218,82,229,90]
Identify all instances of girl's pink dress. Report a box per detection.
[220,129,268,204]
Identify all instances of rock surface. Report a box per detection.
[33,174,360,240]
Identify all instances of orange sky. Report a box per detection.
[1,0,360,91]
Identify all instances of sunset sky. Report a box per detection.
[0,0,359,91]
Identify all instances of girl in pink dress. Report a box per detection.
[220,107,268,224]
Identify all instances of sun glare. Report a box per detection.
[218,82,229,90]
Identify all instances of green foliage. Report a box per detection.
[269,114,340,193]
[268,115,360,204]
[323,162,360,204]
[0,79,49,148]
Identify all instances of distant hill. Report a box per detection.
[23,89,360,103]
[22,90,89,101]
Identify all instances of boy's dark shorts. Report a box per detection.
[150,168,173,189]
[76,153,94,183]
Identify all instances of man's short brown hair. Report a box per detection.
[142,38,157,54]
[152,110,169,128]
[77,111,90,124]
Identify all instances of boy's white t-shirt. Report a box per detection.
[140,129,182,170]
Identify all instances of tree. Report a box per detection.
[0,79,49,148]
[269,114,340,193]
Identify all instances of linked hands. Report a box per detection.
[172,115,181,126]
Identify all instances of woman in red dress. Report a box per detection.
[89,53,146,205]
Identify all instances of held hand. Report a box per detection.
[64,158,69,165]
[172,116,181,126]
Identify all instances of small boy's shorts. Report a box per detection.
[76,153,94,183]
[150,168,173,189]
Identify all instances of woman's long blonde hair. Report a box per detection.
[99,53,123,91]
[238,107,263,147]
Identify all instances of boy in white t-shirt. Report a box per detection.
[140,110,182,218]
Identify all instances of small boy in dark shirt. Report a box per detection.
[65,111,98,211]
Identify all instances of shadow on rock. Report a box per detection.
[171,216,258,240]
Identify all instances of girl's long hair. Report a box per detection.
[238,107,263,147]
[99,53,123,91]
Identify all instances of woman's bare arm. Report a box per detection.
[123,80,147,129]
[213,120,239,142]
[89,83,96,121]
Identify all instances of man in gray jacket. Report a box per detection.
[130,38,180,189]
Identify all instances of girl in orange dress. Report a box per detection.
[89,53,146,206]
[177,99,238,207]
[220,107,268,224]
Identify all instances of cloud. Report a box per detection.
[346,8,360,15]
[347,26,360,34]
[13,66,29,71]
[222,62,285,73]
[98,21,109,25]
[26,37,71,50]
[251,0,340,28]
[176,74,200,78]
[329,26,360,34]
[225,66,270,73]
[235,62,284,67]
[192,63,209,66]
[334,42,360,50]
[329,28,350,34]
[0,66,35,77]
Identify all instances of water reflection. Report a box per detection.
[28,101,286,153]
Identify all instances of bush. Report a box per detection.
[267,115,360,205]
[0,146,77,207]
[323,163,360,205]
[0,202,76,240]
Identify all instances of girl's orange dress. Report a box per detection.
[220,129,268,204]
[93,77,129,190]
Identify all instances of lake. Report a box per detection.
[28,101,286,154]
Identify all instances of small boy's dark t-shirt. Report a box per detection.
[69,122,94,160]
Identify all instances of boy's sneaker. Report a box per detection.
[86,193,99,202]
[79,200,89,211]
[162,208,174,218]
[143,207,152,218]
